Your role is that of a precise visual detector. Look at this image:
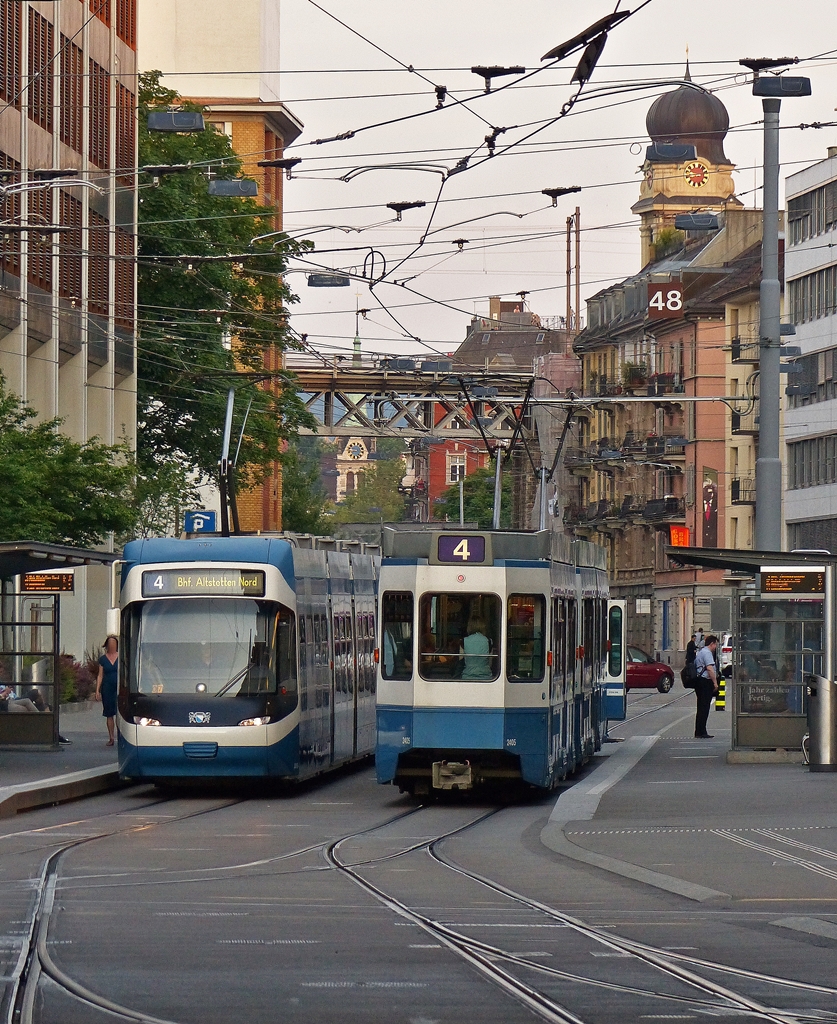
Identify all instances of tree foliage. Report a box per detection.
[137,72,314,487]
[331,459,406,525]
[439,465,512,529]
[281,438,333,535]
[0,375,135,546]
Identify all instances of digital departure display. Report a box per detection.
[436,535,487,564]
[22,573,75,593]
[142,569,266,598]
[761,571,825,595]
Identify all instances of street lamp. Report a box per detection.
[741,59,811,551]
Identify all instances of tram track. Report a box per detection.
[608,689,690,729]
[5,796,245,1024]
[322,803,837,1024]
[9,787,837,1024]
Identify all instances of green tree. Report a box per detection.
[332,459,406,524]
[281,439,333,535]
[0,375,135,546]
[439,466,512,529]
[137,72,314,490]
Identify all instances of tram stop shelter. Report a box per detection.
[0,542,120,748]
[667,546,834,757]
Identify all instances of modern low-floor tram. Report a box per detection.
[375,529,623,794]
[117,534,378,783]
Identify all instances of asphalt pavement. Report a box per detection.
[2,691,837,1023]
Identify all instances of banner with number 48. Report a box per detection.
[647,282,683,319]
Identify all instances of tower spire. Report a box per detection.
[684,45,692,82]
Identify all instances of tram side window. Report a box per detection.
[419,593,501,681]
[507,595,545,681]
[276,609,299,714]
[381,592,413,680]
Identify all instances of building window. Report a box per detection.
[0,152,21,275]
[788,182,837,245]
[788,433,837,489]
[27,187,52,292]
[60,38,84,153]
[88,211,110,316]
[789,517,837,553]
[788,266,837,325]
[90,0,111,27]
[89,59,110,168]
[0,3,21,109]
[59,193,83,303]
[114,227,134,329]
[28,10,53,132]
[116,0,137,48]
[448,454,466,483]
[115,83,135,184]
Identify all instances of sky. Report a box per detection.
[269,0,837,361]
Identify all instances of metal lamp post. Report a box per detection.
[745,64,811,551]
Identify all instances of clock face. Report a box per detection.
[346,442,365,460]
[684,161,709,188]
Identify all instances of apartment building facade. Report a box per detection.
[0,0,138,655]
[784,148,837,551]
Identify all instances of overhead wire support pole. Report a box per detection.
[745,62,811,551]
[218,388,236,537]
[754,93,783,552]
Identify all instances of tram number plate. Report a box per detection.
[437,535,486,564]
[142,569,266,598]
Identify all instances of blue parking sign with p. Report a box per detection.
[185,511,218,533]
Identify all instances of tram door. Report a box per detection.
[603,600,627,722]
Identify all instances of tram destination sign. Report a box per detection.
[436,535,487,565]
[142,569,266,598]
[760,565,826,597]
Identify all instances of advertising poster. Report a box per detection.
[702,467,718,547]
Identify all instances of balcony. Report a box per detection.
[731,408,759,435]
[565,495,647,528]
[642,496,685,521]
[645,434,688,458]
[647,372,685,396]
[731,337,759,363]
[731,477,756,504]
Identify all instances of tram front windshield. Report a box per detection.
[131,598,288,696]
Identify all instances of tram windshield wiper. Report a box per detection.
[212,664,252,697]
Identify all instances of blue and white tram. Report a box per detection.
[117,535,378,782]
[375,529,622,794]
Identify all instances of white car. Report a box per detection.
[719,632,733,675]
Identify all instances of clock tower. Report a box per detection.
[632,64,741,266]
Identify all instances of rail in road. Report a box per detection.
[3,694,837,1024]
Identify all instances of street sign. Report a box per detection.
[22,572,75,593]
[648,282,684,319]
[184,510,218,533]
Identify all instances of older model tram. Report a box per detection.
[117,535,378,782]
[375,529,624,793]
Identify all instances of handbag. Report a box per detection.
[681,661,699,688]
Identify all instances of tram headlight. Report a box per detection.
[133,716,161,727]
[238,717,271,727]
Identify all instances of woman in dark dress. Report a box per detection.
[95,636,119,747]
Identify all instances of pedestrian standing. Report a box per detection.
[95,636,119,747]
[686,634,698,665]
[693,634,718,738]
[695,628,705,649]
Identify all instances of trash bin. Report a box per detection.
[806,675,837,772]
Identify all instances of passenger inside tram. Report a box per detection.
[418,594,500,681]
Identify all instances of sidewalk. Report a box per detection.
[542,705,837,905]
[0,701,122,816]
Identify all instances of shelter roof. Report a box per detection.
[0,542,119,580]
